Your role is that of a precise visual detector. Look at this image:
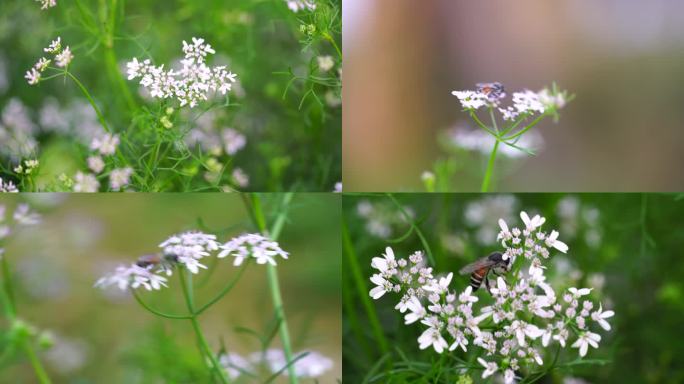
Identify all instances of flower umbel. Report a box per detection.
[369,210,614,380]
[126,37,238,108]
[218,233,289,266]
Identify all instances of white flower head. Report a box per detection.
[35,0,57,9]
[127,38,237,108]
[44,37,62,54]
[477,358,498,379]
[218,233,289,266]
[25,68,41,85]
[286,0,316,12]
[73,171,99,192]
[418,327,448,353]
[0,178,19,193]
[571,331,601,357]
[95,264,168,291]
[109,167,133,191]
[13,204,41,225]
[87,156,105,173]
[317,55,335,72]
[55,46,73,68]
[591,303,615,331]
[90,133,119,156]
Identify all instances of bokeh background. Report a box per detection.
[0,193,341,383]
[343,193,684,383]
[343,0,684,191]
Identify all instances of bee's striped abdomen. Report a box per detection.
[470,267,489,290]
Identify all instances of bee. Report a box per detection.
[458,252,510,293]
[476,82,506,100]
[135,253,177,268]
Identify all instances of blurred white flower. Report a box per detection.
[35,0,57,10]
[222,128,246,155]
[477,358,498,379]
[231,167,249,188]
[94,264,168,291]
[447,126,544,158]
[218,233,289,266]
[317,55,335,72]
[286,0,316,12]
[55,46,73,67]
[13,204,41,225]
[109,167,133,191]
[73,171,99,192]
[253,349,333,378]
[90,133,119,156]
[219,353,252,379]
[0,178,19,193]
[87,155,105,173]
[334,182,342,192]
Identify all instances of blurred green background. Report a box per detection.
[343,0,684,191]
[343,193,684,383]
[0,0,341,191]
[0,193,341,382]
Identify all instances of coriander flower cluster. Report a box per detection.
[26,37,73,85]
[72,133,130,192]
[0,177,19,193]
[369,212,614,384]
[220,349,333,379]
[126,37,237,108]
[95,232,288,291]
[451,82,567,121]
[286,0,316,12]
[35,0,57,10]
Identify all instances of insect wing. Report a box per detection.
[458,256,496,275]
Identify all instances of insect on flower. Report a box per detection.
[476,82,506,101]
[458,251,511,293]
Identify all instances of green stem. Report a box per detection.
[323,32,342,60]
[245,194,298,384]
[131,289,192,319]
[194,261,250,315]
[65,71,111,134]
[179,271,230,384]
[481,140,500,192]
[0,252,17,319]
[502,113,546,141]
[23,341,52,384]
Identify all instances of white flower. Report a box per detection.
[477,358,498,379]
[25,68,41,85]
[371,247,396,274]
[571,331,601,357]
[35,0,57,9]
[231,168,249,188]
[458,285,478,303]
[504,369,516,384]
[109,167,133,191]
[334,182,342,193]
[90,133,119,156]
[538,88,567,110]
[507,320,543,347]
[512,90,545,114]
[256,349,333,378]
[449,330,469,352]
[13,204,41,225]
[34,57,51,72]
[568,287,592,298]
[73,171,99,192]
[520,211,545,231]
[591,303,614,331]
[369,274,391,300]
[87,156,105,173]
[0,178,19,193]
[55,46,73,67]
[222,128,246,155]
[424,272,453,294]
[127,37,237,108]
[95,264,168,291]
[404,297,426,324]
[317,55,335,72]
[418,327,448,353]
[546,230,568,253]
[451,90,489,110]
[286,0,316,12]
[44,37,62,54]
[218,233,289,266]
[160,231,219,262]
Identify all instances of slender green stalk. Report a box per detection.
[481,139,500,192]
[0,253,17,319]
[99,0,136,111]
[131,290,192,319]
[245,193,298,384]
[195,261,250,315]
[179,271,230,384]
[342,220,390,357]
[23,341,52,384]
[65,71,111,134]
[323,32,342,59]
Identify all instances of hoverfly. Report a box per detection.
[476,82,506,100]
[458,252,510,293]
